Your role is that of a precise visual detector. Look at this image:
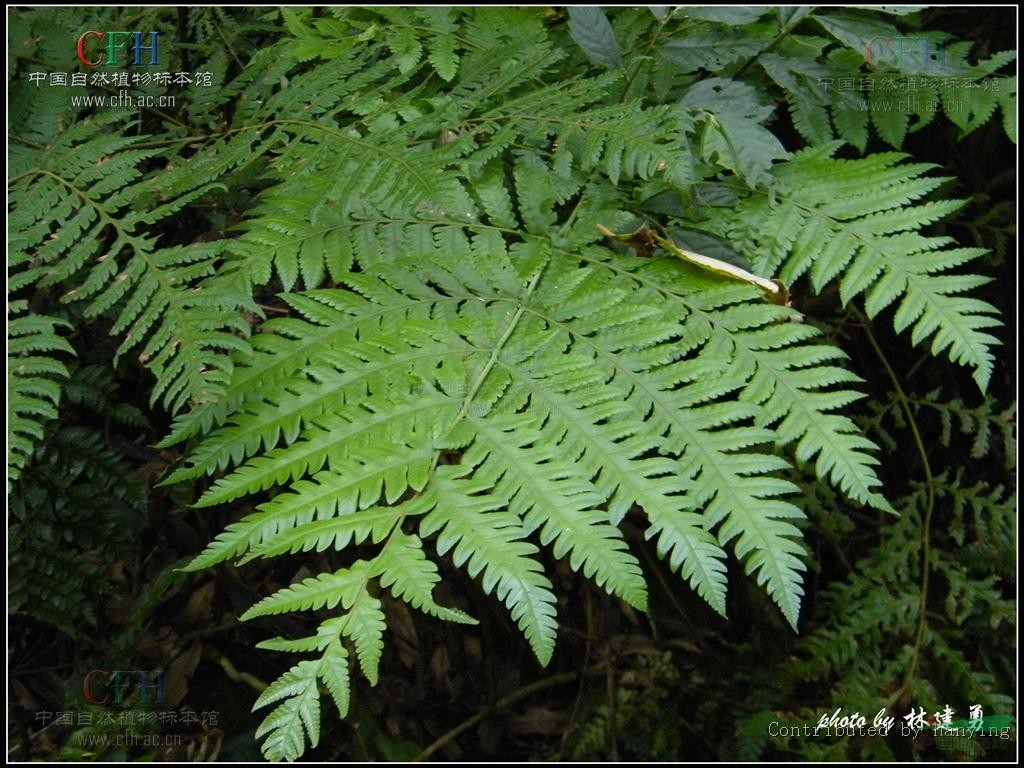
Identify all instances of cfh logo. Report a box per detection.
[864,36,948,73]
[83,669,166,706]
[77,31,160,67]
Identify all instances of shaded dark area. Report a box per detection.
[8,6,1016,762]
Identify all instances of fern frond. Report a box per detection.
[195,399,454,509]
[9,423,144,632]
[9,6,1012,762]
[147,9,1014,759]
[775,476,1016,739]
[7,304,73,487]
[244,537,456,761]
[472,73,693,186]
[737,321,894,512]
[657,375,808,628]
[317,641,351,718]
[176,245,818,640]
[703,143,1001,390]
[644,500,729,616]
[528,253,810,626]
[9,116,255,412]
[248,506,404,561]
[167,190,905,758]
[581,254,890,514]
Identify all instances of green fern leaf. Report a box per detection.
[464,411,648,610]
[645,501,729,616]
[9,116,255,413]
[376,532,478,624]
[10,7,1012,763]
[427,32,460,80]
[7,304,73,487]
[246,506,404,561]
[318,641,351,717]
[254,659,322,761]
[340,590,386,684]
[242,561,373,619]
[181,445,436,571]
[703,143,1001,390]
[421,472,560,666]
[145,11,1015,759]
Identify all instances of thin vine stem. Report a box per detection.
[856,308,934,705]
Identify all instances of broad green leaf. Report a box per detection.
[568,7,622,69]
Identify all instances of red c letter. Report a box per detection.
[83,669,111,704]
[77,31,103,67]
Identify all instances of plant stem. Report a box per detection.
[857,309,934,704]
